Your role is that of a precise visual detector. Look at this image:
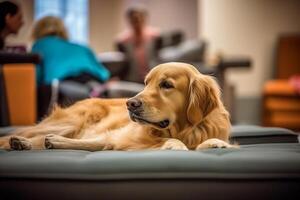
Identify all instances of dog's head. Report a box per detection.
[126,62,221,130]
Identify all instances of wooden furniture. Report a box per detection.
[262,35,300,131]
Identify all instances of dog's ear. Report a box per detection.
[187,75,220,125]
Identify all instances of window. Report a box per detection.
[34,0,89,44]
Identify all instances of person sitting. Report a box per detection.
[31,16,143,118]
[0,1,25,52]
[31,16,110,87]
[116,5,160,83]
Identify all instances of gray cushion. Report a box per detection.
[0,143,300,180]
[0,143,299,199]
[230,125,299,144]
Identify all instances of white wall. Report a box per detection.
[121,0,198,39]
[200,0,300,97]
[89,0,123,52]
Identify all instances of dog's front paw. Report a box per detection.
[45,134,65,149]
[196,138,238,150]
[161,139,189,151]
[9,136,32,150]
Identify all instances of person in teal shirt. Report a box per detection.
[31,16,110,86]
[32,36,110,85]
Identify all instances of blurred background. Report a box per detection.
[1,0,300,131]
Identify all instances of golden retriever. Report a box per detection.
[0,62,235,151]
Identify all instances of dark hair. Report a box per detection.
[0,1,19,31]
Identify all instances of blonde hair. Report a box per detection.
[32,16,68,41]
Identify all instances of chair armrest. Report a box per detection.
[217,56,251,70]
[213,56,252,88]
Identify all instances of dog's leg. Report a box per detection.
[160,139,189,150]
[8,135,64,150]
[4,109,88,150]
[196,138,238,149]
[44,124,141,151]
[9,136,32,150]
[5,123,82,150]
[44,133,190,151]
[0,134,33,150]
[44,134,111,151]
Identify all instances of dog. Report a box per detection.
[0,62,235,151]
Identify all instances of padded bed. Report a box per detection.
[0,125,299,200]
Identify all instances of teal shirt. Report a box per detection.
[32,36,110,85]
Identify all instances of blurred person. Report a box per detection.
[31,16,110,87]
[31,16,143,118]
[0,0,24,50]
[116,5,160,83]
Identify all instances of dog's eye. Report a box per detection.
[159,81,174,89]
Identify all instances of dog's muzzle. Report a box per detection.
[127,98,170,129]
[129,111,170,129]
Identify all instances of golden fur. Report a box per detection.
[0,62,235,151]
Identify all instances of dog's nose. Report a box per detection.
[126,98,142,111]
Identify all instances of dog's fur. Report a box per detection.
[0,62,235,151]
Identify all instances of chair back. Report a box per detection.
[276,35,300,79]
[3,64,36,125]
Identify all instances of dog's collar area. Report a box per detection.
[129,112,170,128]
